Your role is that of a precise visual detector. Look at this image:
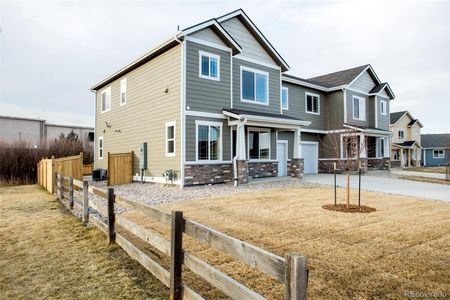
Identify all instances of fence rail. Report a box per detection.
[52,172,308,300]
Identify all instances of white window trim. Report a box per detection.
[433,149,444,159]
[240,66,269,106]
[195,120,223,161]
[398,130,404,139]
[281,87,289,110]
[100,86,111,113]
[98,136,104,160]
[380,99,386,115]
[198,51,220,81]
[352,95,366,121]
[377,137,387,158]
[165,121,176,157]
[247,127,271,161]
[305,92,320,115]
[120,78,127,106]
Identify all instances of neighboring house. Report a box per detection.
[421,134,450,166]
[91,9,395,186]
[0,115,94,147]
[389,111,423,167]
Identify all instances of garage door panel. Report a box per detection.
[301,143,318,174]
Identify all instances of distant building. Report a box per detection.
[421,134,450,166]
[0,115,94,148]
[390,111,423,167]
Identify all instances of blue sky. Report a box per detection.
[1,0,449,132]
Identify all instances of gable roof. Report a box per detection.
[306,65,370,88]
[390,111,408,125]
[216,9,290,71]
[421,134,450,148]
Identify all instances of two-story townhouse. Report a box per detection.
[281,65,395,173]
[91,9,395,186]
[389,111,423,167]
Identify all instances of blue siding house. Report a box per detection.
[421,134,450,166]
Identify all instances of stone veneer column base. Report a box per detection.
[236,160,249,184]
[367,158,390,170]
[318,159,368,173]
[248,161,278,178]
[290,158,304,178]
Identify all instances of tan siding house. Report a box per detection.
[390,111,423,167]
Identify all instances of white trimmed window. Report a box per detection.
[377,137,386,158]
[305,92,320,115]
[248,128,271,160]
[199,51,220,81]
[98,136,104,159]
[380,100,387,115]
[352,96,366,121]
[241,66,269,105]
[101,87,111,113]
[433,150,444,158]
[281,87,289,110]
[196,121,222,161]
[165,121,176,157]
[120,78,127,105]
[398,130,404,139]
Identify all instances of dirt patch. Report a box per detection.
[322,203,376,213]
[0,185,168,299]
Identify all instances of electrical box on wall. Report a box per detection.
[139,142,147,170]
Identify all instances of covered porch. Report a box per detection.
[391,141,421,168]
[223,109,310,183]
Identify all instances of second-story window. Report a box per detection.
[241,67,268,105]
[281,87,289,110]
[398,130,404,139]
[199,51,220,81]
[120,78,127,105]
[352,96,366,121]
[380,100,386,115]
[166,121,176,157]
[101,87,111,113]
[305,92,320,115]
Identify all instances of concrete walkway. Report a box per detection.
[303,173,450,202]
[390,169,446,180]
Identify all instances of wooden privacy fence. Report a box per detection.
[37,153,84,193]
[108,151,134,186]
[83,163,93,176]
[55,172,309,300]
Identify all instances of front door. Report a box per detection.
[277,142,287,176]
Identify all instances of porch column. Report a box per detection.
[237,123,246,160]
[291,127,304,178]
[359,134,367,158]
[408,149,411,167]
[400,149,405,167]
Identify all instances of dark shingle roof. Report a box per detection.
[222,108,303,121]
[394,141,418,148]
[369,83,387,94]
[305,65,369,88]
[390,111,407,124]
[421,134,450,148]
[408,119,418,126]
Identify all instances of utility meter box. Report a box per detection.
[139,142,147,170]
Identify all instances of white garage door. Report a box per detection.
[301,142,318,174]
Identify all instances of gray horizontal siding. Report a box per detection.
[346,90,369,127]
[186,41,231,114]
[185,116,230,162]
[349,71,376,93]
[232,58,281,114]
[376,96,390,131]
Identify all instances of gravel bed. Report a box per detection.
[88,177,313,207]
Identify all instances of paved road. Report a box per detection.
[390,169,446,180]
[303,173,450,202]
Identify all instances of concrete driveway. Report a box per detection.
[303,173,450,202]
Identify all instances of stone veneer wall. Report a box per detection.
[248,161,278,178]
[184,163,232,186]
[290,158,304,178]
[367,158,390,170]
[319,159,368,173]
[236,160,249,184]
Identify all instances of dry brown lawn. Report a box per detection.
[406,166,447,174]
[0,185,168,299]
[122,186,450,299]
[399,175,450,186]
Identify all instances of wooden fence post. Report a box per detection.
[50,156,55,194]
[54,172,58,197]
[107,187,116,244]
[59,174,64,201]
[82,180,89,224]
[107,152,111,186]
[170,211,184,300]
[284,253,308,300]
[69,176,74,209]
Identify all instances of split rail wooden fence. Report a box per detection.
[54,172,309,300]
